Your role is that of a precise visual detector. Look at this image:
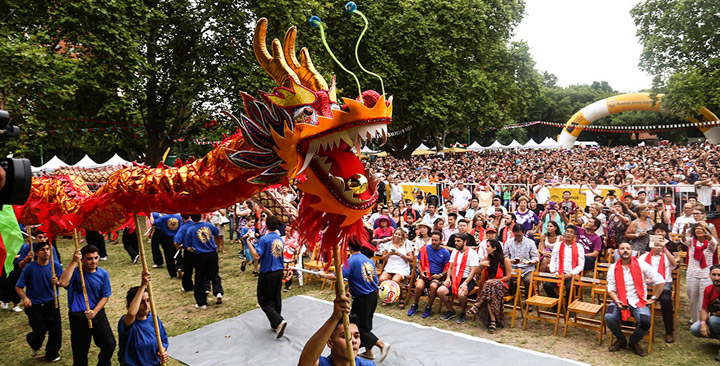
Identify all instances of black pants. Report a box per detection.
[544,277,573,305]
[351,291,379,350]
[68,309,116,366]
[25,301,62,361]
[121,228,139,260]
[584,256,596,272]
[160,234,180,278]
[182,250,195,292]
[0,268,21,304]
[194,252,223,306]
[659,289,674,334]
[151,230,164,266]
[86,231,107,258]
[257,270,284,329]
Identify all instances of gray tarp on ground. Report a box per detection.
[168,295,589,366]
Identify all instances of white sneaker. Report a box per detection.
[194,304,207,310]
[152,264,162,268]
[49,355,61,362]
[216,294,223,305]
[0,301,8,309]
[133,255,139,264]
[99,257,108,261]
[275,320,287,339]
[30,348,39,357]
[12,305,23,312]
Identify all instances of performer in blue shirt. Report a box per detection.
[15,241,64,362]
[184,214,223,309]
[58,245,116,366]
[154,213,184,279]
[173,214,196,292]
[147,212,164,268]
[3,229,57,313]
[319,238,390,362]
[298,292,376,366]
[118,271,169,366]
[248,215,287,338]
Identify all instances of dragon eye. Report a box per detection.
[293,106,318,125]
[346,174,368,194]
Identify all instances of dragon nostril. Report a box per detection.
[303,107,314,115]
[346,174,368,194]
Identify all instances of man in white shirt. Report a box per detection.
[606,242,665,356]
[388,175,404,207]
[638,229,677,343]
[422,204,445,227]
[464,197,484,220]
[437,233,479,324]
[449,181,472,216]
[546,225,585,301]
[533,178,551,210]
[672,203,696,234]
[695,172,713,209]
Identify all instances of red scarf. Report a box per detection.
[502,226,511,243]
[693,237,710,269]
[615,257,646,321]
[494,260,509,289]
[451,249,469,299]
[419,245,430,277]
[558,241,578,275]
[644,252,666,280]
[471,227,485,242]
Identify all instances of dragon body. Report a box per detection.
[15,19,391,250]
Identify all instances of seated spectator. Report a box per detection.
[447,219,476,249]
[443,213,459,242]
[467,239,513,334]
[378,229,414,308]
[413,221,432,254]
[503,224,538,300]
[626,205,654,254]
[433,218,445,240]
[576,217,603,272]
[690,264,720,361]
[515,196,540,238]
[538,221,563,273]
[638,227,677,343]
[686,222,719,324]
[487,207,505,231]
[403,212,418,241]
[546,225,584,301]
[407,230,450,319]
[469,214,486,245]
[422,204,444,227]
[672,203,696,235]
[437,233,480,324]
[497,213,517,245]
[580,202,606,237]
[476,227,495,260]
[489,196,507,216]
[606,242,665,357]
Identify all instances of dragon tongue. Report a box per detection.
[297,140,319,176]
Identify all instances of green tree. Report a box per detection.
[631,0,720,115]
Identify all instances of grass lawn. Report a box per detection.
[1,234,717,365]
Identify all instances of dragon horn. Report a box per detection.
[283,26,329,92]
[254,18,301,88]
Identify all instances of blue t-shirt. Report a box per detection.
[342,253,378,296]
[183,222,219,254]
[425,244,451,275]
[254,232,284,273]
[16,260,64,304]
[154,214,183,238]
[319,355,375,366]
[118,314,168,366]
[67,267,111,312]
[15,243,60,265]
[173,220,194,245]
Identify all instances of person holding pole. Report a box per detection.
[118,270,169,366]
[15,240,63,362]
[298,292,375,366]
[184,214,224,309]
[318,238,390,362]
[247,215,287,338]
[58,245,116,366]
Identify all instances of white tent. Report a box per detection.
[574,141,599,147]
[538,137,560,149]
[467,141,483,151]
[32,156,69,173]
[360,146,377,154]
[416,143,431,150]
[100,153,130,167]
[485,140,505,149]
[73,154,100,168]
[506,139,522,149]
[522,139,540,149]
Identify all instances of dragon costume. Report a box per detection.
[15,18,391,257]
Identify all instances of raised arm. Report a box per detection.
[124,271,151,327]
[298,293,351,366]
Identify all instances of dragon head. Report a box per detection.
[229,18,392,227]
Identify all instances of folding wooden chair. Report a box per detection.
[304,246,335,290]
[591,261,612,303]
[652,268,680,333]
[563,277,608,345]
[503,269,523,328]
[608,302,656,354]
[523,272,566,335]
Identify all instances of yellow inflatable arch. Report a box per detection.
[557,93,720,148]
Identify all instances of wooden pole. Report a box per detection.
[332,245,355,366]
[48,241,58,309]
[134,212,166,366]
[26,226,33,262]
[73,229,93,328]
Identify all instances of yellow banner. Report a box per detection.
[547,185,621,209]
[399,183,437,204]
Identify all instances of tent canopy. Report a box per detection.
[440,146,468,153]
[415,143,431,150]
[467,141,483,151]
[574,141,599,147]
[100,153,130,167]
[523,139,540,149]
[360,146,377,154]
[506,139,522,148]
[485,140,505,149]
[73,154,100,168]
[32,156,69,173]
[539,137,559,149]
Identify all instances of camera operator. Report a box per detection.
[0,166,5,191]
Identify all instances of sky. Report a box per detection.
[513,0,653,93]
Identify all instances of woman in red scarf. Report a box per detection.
[685,222,719,324]
[466,239,512,334]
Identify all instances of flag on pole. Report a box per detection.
[0,205,24,274]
